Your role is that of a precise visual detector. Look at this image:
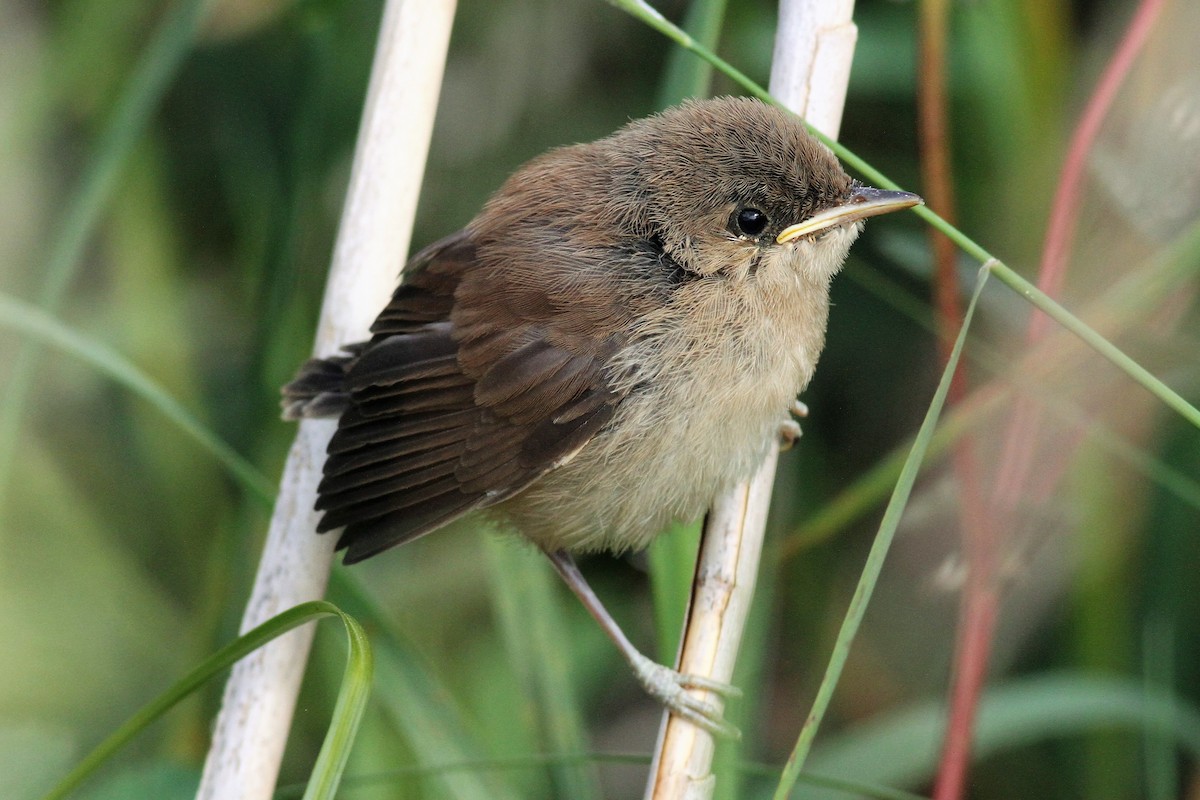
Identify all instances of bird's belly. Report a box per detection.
[499,304,817,553]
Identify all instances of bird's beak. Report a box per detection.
[776,184,923,244]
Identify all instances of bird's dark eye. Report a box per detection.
[735,208,769,237]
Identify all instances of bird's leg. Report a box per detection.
[543,549,741,739]
[778,399,809,450]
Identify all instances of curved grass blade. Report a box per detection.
[328,570,523,800]
[40,601,372,800]
[0,292,274,504]
[656,0,729,106]
[0,0,212,508]
[772,263,991,799]
[302,605,374,800]
[279,751,928,800]
[607,0,1200,435]
[801,673,1200,799]
[986,259,1200,431]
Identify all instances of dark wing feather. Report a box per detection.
[305,230,629,564]
[369,233,477,335]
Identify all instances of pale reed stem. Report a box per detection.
[194,2,457,797]
[644,2,859,796]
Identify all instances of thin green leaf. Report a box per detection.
[647,522,702,664]
[0,292,274,504]
[0,0,212,509]
[801,673,1200,799]
[42,601,372,800]
[279,751,927,800]
[773,264,991,799]
[303,606,374,800]
[603,0,769,103]
[986,260,1200,431]
[656,0,730,106]
[484,540,600,799]
[1142,617,1178,800]
[328,571,522,800]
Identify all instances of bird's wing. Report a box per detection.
[316,230,628,563]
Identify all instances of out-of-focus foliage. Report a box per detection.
[2,0,1198,798]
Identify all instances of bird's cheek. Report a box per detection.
[810,227,861,278]
[774,230,857,281]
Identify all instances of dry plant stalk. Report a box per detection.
[195,2,457,797]
[645,1,859,796]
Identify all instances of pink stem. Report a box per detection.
[935,2,1165,798]
[1027,0,1165,343]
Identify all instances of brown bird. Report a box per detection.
[284,96,921,735]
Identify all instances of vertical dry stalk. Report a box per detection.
[195,1,457,797]
[644,1,858,797]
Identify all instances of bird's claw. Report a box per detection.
[778,419,802,450]
[778,399,809,450]
[630,653,741,739]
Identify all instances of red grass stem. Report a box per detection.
[935,3,1165,798]
[1027,0,1165,344]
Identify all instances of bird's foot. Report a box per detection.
[628,650,742,739]
[544,549,741,738]
[778,399,809,450]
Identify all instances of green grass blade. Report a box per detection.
[602,0,991,266]
[647,522,702,663]
[773,265,991,799]
[802,673,1200,799]
[1142,616,1178,800]
[41,601,371,800]
[613,0,1200,432]
[0,0,211,507]
[303,606,375,800]
[328,570,522,800]
[656,0,729,105]
[0,292,275,504]
[985,260,1200,431]
[604,0,769,103]
[483,540,600,799]
[34,0,210,311]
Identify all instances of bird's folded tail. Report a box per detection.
[280,343,366,420]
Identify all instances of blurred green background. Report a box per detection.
[3,0,1199,797]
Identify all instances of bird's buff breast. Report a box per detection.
[497,269,832,554]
